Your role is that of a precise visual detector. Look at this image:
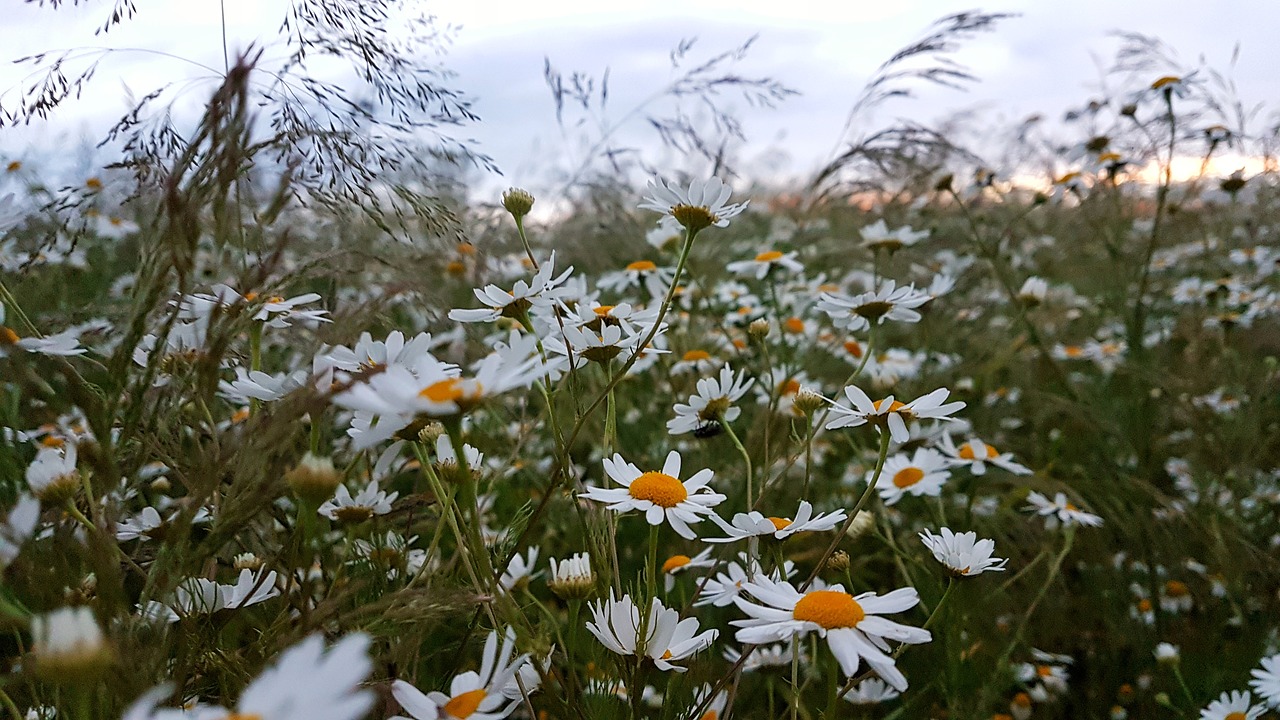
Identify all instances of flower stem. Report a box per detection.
[723,420,754,510]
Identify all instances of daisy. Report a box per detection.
[580,450,725,540]
[825,386,965,443]
[585,593,717,672]
[726,249,804,279]
[639,176,749,232]
[708,501,846,542]
[1199,690,1265,720]
[1025,491,1103,528]
[318,480,398,523]
[918,528,1006,577]
[0,494,39,568]
[843,677,901,705]
[859,220,928,253]
[598,260,675,299]
[723,642,804,671]
[141,569,280,623]
[0,307,86,358]
[661,547,714,592]
[687,684,728,720]
[940,435,1031,475]
[548,552,596,600]
[667,364,754,436]
[868,448,951,505]
[671,348,721,375]
[817,281,932,333]
[30,606,110,677]
[124,633,373,720]
[218,368,307,404]
[26,444,79,504]
[391,629,531,720]
[732,575,930,690]
[448,253,573,324]
[1249,653,1280,707]
[500,547,540,592]
[1018,276,1049,304]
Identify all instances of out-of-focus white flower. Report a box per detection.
[30,606,110,678]
[26,444,80,504]
[940,435,1031,475]
[318,480,398,523]
[817,281,931,333]
[726,249,804,279]
[708,501,846,542]
[860,220,928,253]
[500,547,540,592]
[1025,491,1103,528]
[0,495,39,568]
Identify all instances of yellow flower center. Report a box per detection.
[792,590,865,629]
[1225,713,1247,720]
[1151,75,1181,90]
[0,326,18,345]
[780,379,801,396]
[755,250,784,262]
[1137,598,1152,612]
[1013,692,1032,708]
[41,435,65,448]
[662,555,691,574]
[1164,580,1189,597]
[784,317,805,334]
[593,305,616,317]
[681,349,711,362]
[843,340,863,358]
[626,260,657,272]
[871,398,908,413]
[699,712,719,720]
[225,714,263,720]
[768,517,792,531]
[1036,665,1053,677]
[443,688,488,718]
[85,177,103,190]
[446,260,466,275]
[893,467,925,488]
[419,378,478,404]
[628,472,688,508]
[959,443,998,460]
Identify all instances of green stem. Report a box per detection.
[722,421,754,510]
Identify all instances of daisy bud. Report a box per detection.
[794,386,826,416]
[1153,642,1179,665]
[844,510,874,540]
[234,552,264,572]
[548,552,596,601]
[30,607,112,683]
[149,477,171,493]
[417,421,446,446]
[502,187,535,219]
[748,318,770,339]
[284,453,343,506]
[1018,277,1048,306]
[824,550,850,574]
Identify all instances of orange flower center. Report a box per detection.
[681,349,711,362]
[225,715,264,720]
[699,712,719,720]
[843,340,863,358]
[628,472,688,508]
[662,555,691,574]
[1164,580,1189,597]
[1137,598,1153,612]
[768,517,792,531]
[1151,75,1181,89]
[443,688,488,718]
[780,379,801,396]
[1013,692,1032,708]
[755,250,784,262]
[784,317,805,334]
[0,326,19,345]
[959,443,998,460]
[593,305,616,317]
[419,378,478,404]
[792,590,865,629]
[1036,665,1053,677]
[626,260,657,272]
[1225,713,1247,720]
[892,467,925,488]
[871,398,907,413]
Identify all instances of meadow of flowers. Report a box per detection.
[2,10,1280,720]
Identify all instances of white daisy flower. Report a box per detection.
[26,444,79,504]
[825,386,965,443]
[391,629,531,720]
[1025,491,1103,528]
[661,547,715,592]
[667,364,754,436]
[708,501,846,543]
[580,450,725,540]
[817,280,932,333]
[140,569,279,624]
[870,448,951,505]
[448,252,573,324]
[859,220,928,253]
[638,176,749,231]
[124,633,373,720]
[687,684,728,720]
[1249,653,1280,708]
[218,368,308,404]
[670,348,721,375]
[723,642,805,672]
[0,494,39,568]
[843,677,901,705]
[1018,276,1049,304]
[940,435,1031,475]
[918,528,1006,577]
[30,606,109,676]
[585,593,717,672]
[1199,690,1265,720]
[726,249,804,279]
[598,260,675,299]
[732,575,931,690]
[695,555,795,608]
[318,480,398,523]
[500,547,540,592]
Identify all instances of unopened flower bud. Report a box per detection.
[548,552,596,601]
[149,477,171,494]
[502,188,535,219]
[794,386,826,415]
[844,510,874,540]
[234,553,264,572]
[824,550,850,574]
[417,422,446,447]
[748,318,770,339]
[284,453,342,506]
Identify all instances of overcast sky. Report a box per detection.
[1,0,1277,194]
